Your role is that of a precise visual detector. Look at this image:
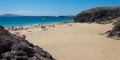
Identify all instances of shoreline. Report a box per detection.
[9,22,74,34]
[7,21,73,31]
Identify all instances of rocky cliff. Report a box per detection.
[0,26,55,60]
[74,7,120,24]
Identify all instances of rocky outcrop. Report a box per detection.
[0,26,55,60]
[74,7,120,24]
[105,18,120,39]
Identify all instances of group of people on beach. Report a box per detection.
[8,24,55,31]
[12,23,73,40]
[12,24,55,39]
[40,24,55,29]
[8,26,24,31]
[40,24,55,31]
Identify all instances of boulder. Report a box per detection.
[106,18,120,39]
[0,26,55,60]
[74,7,120,24]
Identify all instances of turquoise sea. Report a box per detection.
[0,17,74,28]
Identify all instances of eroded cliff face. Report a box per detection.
[0,26,55,60]
[74,7,120,24]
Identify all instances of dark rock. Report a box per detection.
[0,26,55,60]
[33,46,54,60]
[1,59,7,60]
[106,18,120,39]
[1,51,16,58]
[14,55,28,60]
[14,50,26,56]
[28,56,39,60]
[74,7,120,24]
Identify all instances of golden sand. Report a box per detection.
[10,23,120,60]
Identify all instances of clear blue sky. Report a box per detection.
[0,0,120,16]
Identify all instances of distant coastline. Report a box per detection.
[0,14,75,18]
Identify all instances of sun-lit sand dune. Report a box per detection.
[11,23,120,60]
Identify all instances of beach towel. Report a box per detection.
[19,34,26,39]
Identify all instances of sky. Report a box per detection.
[0,0,120,16]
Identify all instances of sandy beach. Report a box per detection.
[10,23,120,60]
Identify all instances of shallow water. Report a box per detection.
[0,16,74,28]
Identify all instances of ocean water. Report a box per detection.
[0,17,74,28]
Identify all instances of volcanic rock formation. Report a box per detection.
[74,7,120,24]
[0,26,55,60]
[106,18,120,40]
